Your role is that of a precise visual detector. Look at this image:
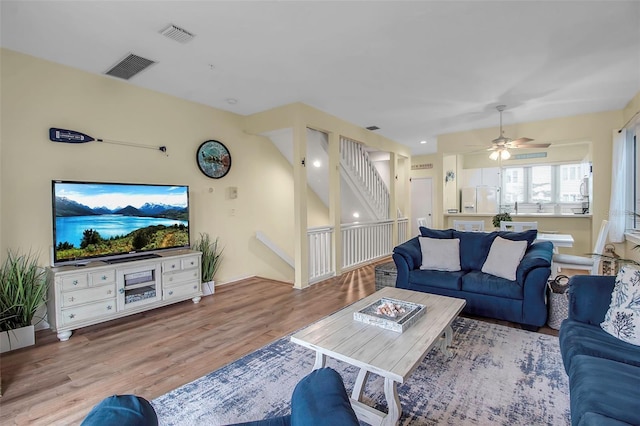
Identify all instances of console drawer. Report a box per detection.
[89,270,115,285]
[60,274,88,291]
[163,269,199,286]
[162,255,199,272]
[61,299,116,325]
[61,284,116,308]
[181,256,199,270]
[162,259,182,272]
[163,281,200,300]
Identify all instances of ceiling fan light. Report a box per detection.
[489,151,500,161]
[501,149,511,160]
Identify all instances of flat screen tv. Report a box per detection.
[52,180,190,266]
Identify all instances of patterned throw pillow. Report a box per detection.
[601,265,640,346]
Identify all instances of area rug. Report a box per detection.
[152,317,570,425]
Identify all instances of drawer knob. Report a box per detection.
[119,288,125,294]
[193,285,197,290]
[69,296,75,302]
[169,290,174,295]
[107,305,112,310]
[69,313,76,319]
[73,280,78,285]
[101,275,107,281]
[107,289,112,295]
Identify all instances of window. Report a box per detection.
[531,165,552,202]
[502,168,524,203]
[559,164,584,202]
[501,162,591,205]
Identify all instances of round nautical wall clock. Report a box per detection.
[196,140,232,178]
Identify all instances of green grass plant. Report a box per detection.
[193,233,224,282]
[0,250,48,332]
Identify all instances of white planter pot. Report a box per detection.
[202,280,215,296]
[0,325,35,353]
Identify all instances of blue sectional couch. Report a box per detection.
[559,275,640,426]
[392,228,553,329]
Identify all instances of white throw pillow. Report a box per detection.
[419,237,461,272]
[601,265,640,346]
[481,236,528,281]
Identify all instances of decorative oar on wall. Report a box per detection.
[49,128,167,155]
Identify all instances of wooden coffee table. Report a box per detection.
[290,287,466,426]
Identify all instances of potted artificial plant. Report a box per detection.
[194,233,223,296]
[0,250,48,353]
[492,212,512,229]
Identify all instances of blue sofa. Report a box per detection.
[81,368,359,426]
[559,275,640,426]
[392,228,553,329]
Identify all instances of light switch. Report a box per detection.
[228,186,238,199]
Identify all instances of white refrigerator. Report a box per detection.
[461,186,499,214]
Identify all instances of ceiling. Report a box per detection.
[1,1,639,156]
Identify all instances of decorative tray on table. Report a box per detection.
[353,297,426,333]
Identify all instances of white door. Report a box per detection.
[411,178,433,236]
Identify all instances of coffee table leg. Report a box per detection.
[439,325,454,358]
[313,351,327,370]
[382,377,401,426]
[351,368,369,401]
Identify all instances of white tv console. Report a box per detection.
[46,249,202,341]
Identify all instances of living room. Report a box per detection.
[1,1,640,425]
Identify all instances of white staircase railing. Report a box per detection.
[308,226,334,283]
[340,137,390,220]
[341,220,394,270]
[261,220,404,284]
[397,218,409,244]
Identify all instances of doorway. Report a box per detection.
[411,177,433,236]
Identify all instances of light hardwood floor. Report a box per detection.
[0,259,562,425]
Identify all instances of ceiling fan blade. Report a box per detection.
[510,137,534,144]
[511,143,551,149]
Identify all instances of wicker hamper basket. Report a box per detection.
[547,275,570,330]
[375,262,397,291]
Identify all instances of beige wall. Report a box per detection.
[0,48,303,284]
[395,155,409,218]
[243,96,412,287]
[442,155,458,211]
[623,92,640,123]
[0,48,411,287]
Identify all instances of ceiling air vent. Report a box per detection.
[104,53,156,80]
[160,24,195,43]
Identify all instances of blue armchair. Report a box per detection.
[82,368,359,426]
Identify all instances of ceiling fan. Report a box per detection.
[488,105,550,160]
